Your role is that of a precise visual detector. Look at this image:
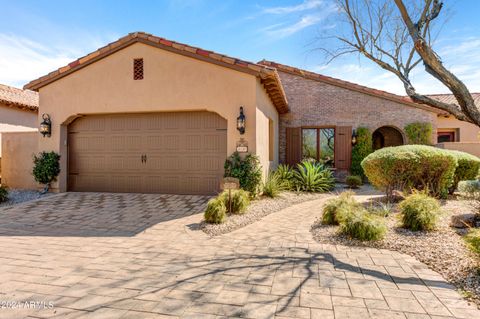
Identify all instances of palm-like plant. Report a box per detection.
[294,160,335,192]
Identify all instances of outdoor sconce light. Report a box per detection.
[351,129,358,146]
[237,106,246,135]
[40,114,52,138]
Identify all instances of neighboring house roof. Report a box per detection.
[24,32,289,114]
[259,60,443,114]
[427,93,480,109]
[0,84,38,112]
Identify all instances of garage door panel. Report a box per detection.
[70,117,106,132]
[163,135,180,150]
[111,175,143,193]
[186,135,202,150]
[68,111,226,194]
[70,135,106,152]
[111,155,143,171]
[111,135,143,151]
[71,155,107,173]
[204,134,227,151]
[144,176,180,194]
[145,136,163,150]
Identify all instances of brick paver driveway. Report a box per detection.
[0,193,478,319]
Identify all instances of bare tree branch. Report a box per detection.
[317,0,480,127]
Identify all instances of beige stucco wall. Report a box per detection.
[37,42,276,191]
[437,142,480,157]
[0,103,37,157]
[1,132,38,189]
[437,115,480,142]
[255,78,279,177]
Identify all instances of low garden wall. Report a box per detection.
[1,132,38,189]
[437,142,480,157]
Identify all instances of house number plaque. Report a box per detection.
[236,139,248,153]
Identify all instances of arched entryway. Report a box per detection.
[372,126,404,150]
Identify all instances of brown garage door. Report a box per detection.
[68,111,227,195]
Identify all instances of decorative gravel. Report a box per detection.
[0,189,53,208]
[201,191,332,237]
[311,193,480,306]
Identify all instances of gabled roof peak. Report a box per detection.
[24,32,288,113]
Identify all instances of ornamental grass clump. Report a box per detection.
[204,197,227,224]
[464,229,480,255]
[322,191,359,225]
[399,192,440,231]
[339,210,387,241]
[294,160,335,192]
[262,172,285,198]
[219,189,250,214]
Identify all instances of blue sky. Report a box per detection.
[1,0,479,95]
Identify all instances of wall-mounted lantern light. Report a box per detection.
[351,129,358,146]
[237,106,246,135]
[40,114,52,138]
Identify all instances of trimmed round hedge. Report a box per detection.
[447,150,480,194]
[361,145,457,198]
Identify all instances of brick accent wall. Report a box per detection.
[279,70,437,163]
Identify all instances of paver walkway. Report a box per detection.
[0,192,478,319]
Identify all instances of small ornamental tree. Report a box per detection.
[404,122,433,145]
[32,151,61,193]
[350,127,372,178]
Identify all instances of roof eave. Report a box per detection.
[24,32,289,114]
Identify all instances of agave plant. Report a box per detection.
[293,160,335,192]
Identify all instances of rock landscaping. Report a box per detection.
[311,189,480,306]
[0,189,52,208]
[202,191,331,236]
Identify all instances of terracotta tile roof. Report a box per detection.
[259,60,443,114]
[0,84,38,112]
[427,93,480,107]
[24,32,289,114]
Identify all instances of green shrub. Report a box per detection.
[361,145,457,198]
[458,180,480,199]
[404,122,433,145]
[262,172,285,198]
[224,152,262,196]
[350,127,373,178]
[220,189,250,214]
[32,151,61,193]
[464,229,480,255]
[339,210,387,241]
[275,164,295,190]
[204,197,227,224]
[399,192,440,231]
[0,186,8,203]
[447,150,480,194]
[294,161,335,192]
[345,175,362,188]
[322,191,359,225]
